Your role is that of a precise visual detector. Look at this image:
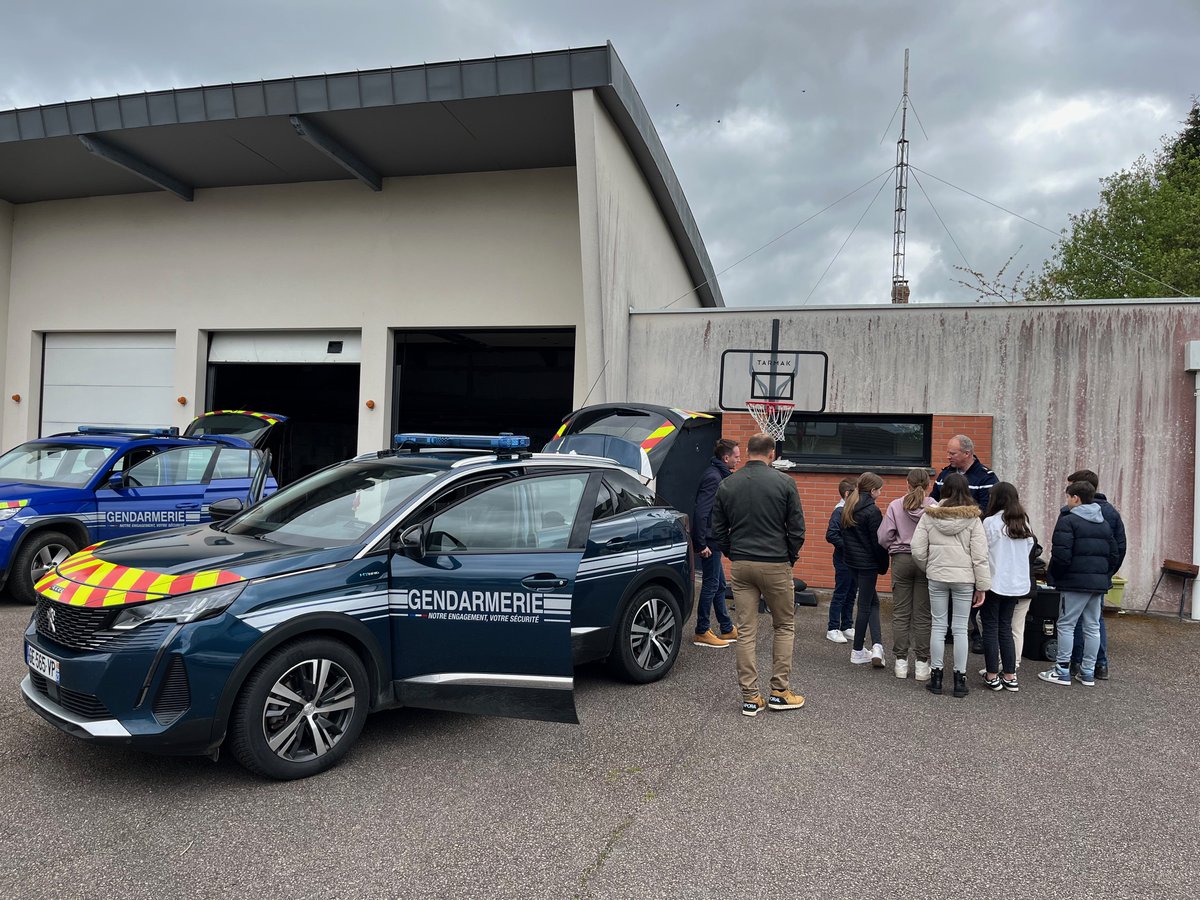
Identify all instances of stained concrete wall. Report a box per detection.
[629,301,1200,610]
[574,90,699,404]
[0,200,10,448]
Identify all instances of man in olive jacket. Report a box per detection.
[712,433,807,717]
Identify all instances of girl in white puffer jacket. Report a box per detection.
[911,472,991,698]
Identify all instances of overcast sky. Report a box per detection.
[2,0,1196,307]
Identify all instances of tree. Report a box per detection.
[1026,100,1200,301]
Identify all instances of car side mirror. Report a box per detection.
[397,524,425,559]
[106,471,125,490]
[209,497,244,522]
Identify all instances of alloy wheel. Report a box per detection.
[31,542,71,583]
[261,658,357,762]
[628,595,678,671]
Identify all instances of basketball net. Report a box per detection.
[746,399,795,444]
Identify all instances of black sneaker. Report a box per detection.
[1069,662,1081,678]
[1001,676,1020,692]
[1095,662,1109,680]
[982,675,1003,692]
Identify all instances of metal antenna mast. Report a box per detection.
[890,49,911,304]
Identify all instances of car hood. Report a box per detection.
[0,482,82,508]
[35,525,360,608]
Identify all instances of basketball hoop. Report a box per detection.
[746,399,795,444]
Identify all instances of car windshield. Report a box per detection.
[223,460,442,547]
[0,442,115,487]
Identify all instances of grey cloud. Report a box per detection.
[2,0,1195,306]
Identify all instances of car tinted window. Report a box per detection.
[592,481,618,520]
[608,470,656,513]
[0,443,115,487]
[428,473,588,553]
[225,461,441,547]
[126,446,216,487]
[211,448,256,480]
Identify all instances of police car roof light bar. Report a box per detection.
[392,433,531,452]
[77,425,180,437]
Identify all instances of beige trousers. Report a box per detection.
[731,560,796,700]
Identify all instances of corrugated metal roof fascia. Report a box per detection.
[0,46,614,143]
[598,45,724,308]
[628,298,1200,313]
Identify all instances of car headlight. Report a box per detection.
[0,508,23,522]
[112,582,247,630]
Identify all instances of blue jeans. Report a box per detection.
[1071,611,1108,666]
[1056,591,1103,675]
[828,554,857,630]
[696,545,734,635]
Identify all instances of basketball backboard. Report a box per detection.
[718,348,828,412]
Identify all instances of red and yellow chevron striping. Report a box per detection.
[0,499,29,510]
[35,544,244,608]
[639,420,676,452]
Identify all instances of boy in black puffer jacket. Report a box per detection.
[1038,481,1119,687]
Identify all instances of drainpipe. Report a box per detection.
[1188,341,1200,620]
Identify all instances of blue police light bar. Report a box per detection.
[393,433,531,451]
[77,425,180,436]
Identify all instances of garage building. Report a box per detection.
[0,44,720,483]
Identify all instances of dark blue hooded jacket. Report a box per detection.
[1050,503,1120,592]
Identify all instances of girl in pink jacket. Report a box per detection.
[878,468,936,682]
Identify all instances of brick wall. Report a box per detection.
[720,412,993,589]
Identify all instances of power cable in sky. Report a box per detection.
[910,165,1190,298]
[909,168,972,271]
[801,170,892,305]
[661,166,894,309]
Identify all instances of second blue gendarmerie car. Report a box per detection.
[0,411,283,605]
[22,433,693,780]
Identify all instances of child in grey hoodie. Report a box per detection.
[1038,481,1120,687]
[878,468,935,681]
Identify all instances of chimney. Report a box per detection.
[890,281,911,304]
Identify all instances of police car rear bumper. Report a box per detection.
[22,675,217,755]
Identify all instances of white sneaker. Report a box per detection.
[978,668,987,678]
[914,660,932,681]
[870,643,886,668]
[842,628,855,641]
[826,629,848,644]
[894,659,909,679]
[850,648,873,665]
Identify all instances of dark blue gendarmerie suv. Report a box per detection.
[22,434,693,780]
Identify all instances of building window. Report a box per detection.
[781,414,931,468]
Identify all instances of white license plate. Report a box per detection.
[26,643,60,684]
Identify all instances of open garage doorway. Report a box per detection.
[207,333,361,484]
[393,329,575,450]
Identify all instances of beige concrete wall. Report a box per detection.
[0,200,11,448]
[573,91,699,404]
[629,301,1200,611]
[4,168,585,451]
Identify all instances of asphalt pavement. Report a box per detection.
[2,595,1198,900]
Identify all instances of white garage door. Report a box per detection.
[41,332,176,436]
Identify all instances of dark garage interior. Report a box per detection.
[393,329,575,450]
[208,362,360,484]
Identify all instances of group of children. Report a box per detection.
[825,468,1125,698]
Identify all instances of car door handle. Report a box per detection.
[522,574,568,590]
[176,503,200,509]
[605,538,630,551]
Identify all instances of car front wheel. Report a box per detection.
[607,585,682,684]
[10,530,77,605]
[229,638,370,780]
